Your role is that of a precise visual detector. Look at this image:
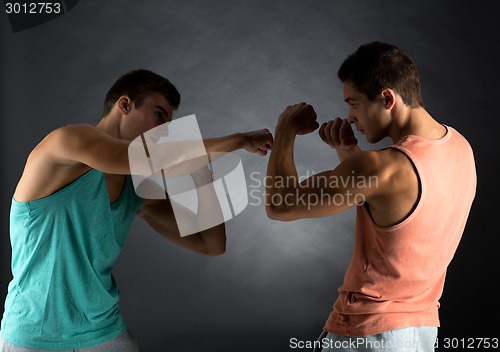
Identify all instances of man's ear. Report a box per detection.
[117,96,132,115]
[380,88,397,110]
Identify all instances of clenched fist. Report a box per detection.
[241,129,274,156]
[277,103,320,135]
[319,117,358,152]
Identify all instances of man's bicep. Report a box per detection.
[293,153,381,218]
[49,124,131,174]
[139,196,201,237]
[293,172,360,218]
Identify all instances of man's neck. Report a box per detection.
[389,107,447,143]
[96,113,121,139]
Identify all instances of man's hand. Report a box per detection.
[277,103,320,135]
[241,129,274,156]
[319,118,360,161]
[319,118,358,153]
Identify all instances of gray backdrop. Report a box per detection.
[1,1,499,351]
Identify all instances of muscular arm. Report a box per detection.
[15,124,272,202]
[266,125,380,221]
[151,130,272,176]
[48,125,272,175]
[204,129,273,157]
[135,130,273,254]
[138,167,226,256]
[14,124,132,202]
[265,104,415,224]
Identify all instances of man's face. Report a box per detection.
[343,81,390,144]
[121,92,174,141]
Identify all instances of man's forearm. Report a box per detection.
[204,129,273,157]
[265,125,298,210]
[204,134,245,156]
[190,167,226,254]
[130,134,246,179]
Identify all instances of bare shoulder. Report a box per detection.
[44,123,130,173]
[339,148,418,206]
[14,124,130,202]
[14,124,94,202]
[350,148,419,226]
[26,123,118,171]
[343,148,415,179]
[46,123,102,139]
[35,123,98,160]
[46,123,119,156]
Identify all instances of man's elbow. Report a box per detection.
[207,248,226,256]
[266,204,299,222]
[202,244,226,256]
[200,228,227,256]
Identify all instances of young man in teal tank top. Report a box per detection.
[265,42,476,351]
[0,69,274,351]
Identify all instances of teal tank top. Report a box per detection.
[1,169,143,349]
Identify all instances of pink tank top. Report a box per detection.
[325,126,476,336]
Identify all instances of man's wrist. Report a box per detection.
[275,120,298,136]
[336,145,361,161]
[232,132,246,150]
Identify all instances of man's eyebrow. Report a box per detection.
[155,105,169,117]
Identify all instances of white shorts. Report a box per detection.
[314,326,437,352]
[0,331,139,352]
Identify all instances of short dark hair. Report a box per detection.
[102,69,181,117]
[338,42,424,108]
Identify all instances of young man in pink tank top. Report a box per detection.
[266,42,476,351]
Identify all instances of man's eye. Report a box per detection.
[154,112,163,119]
